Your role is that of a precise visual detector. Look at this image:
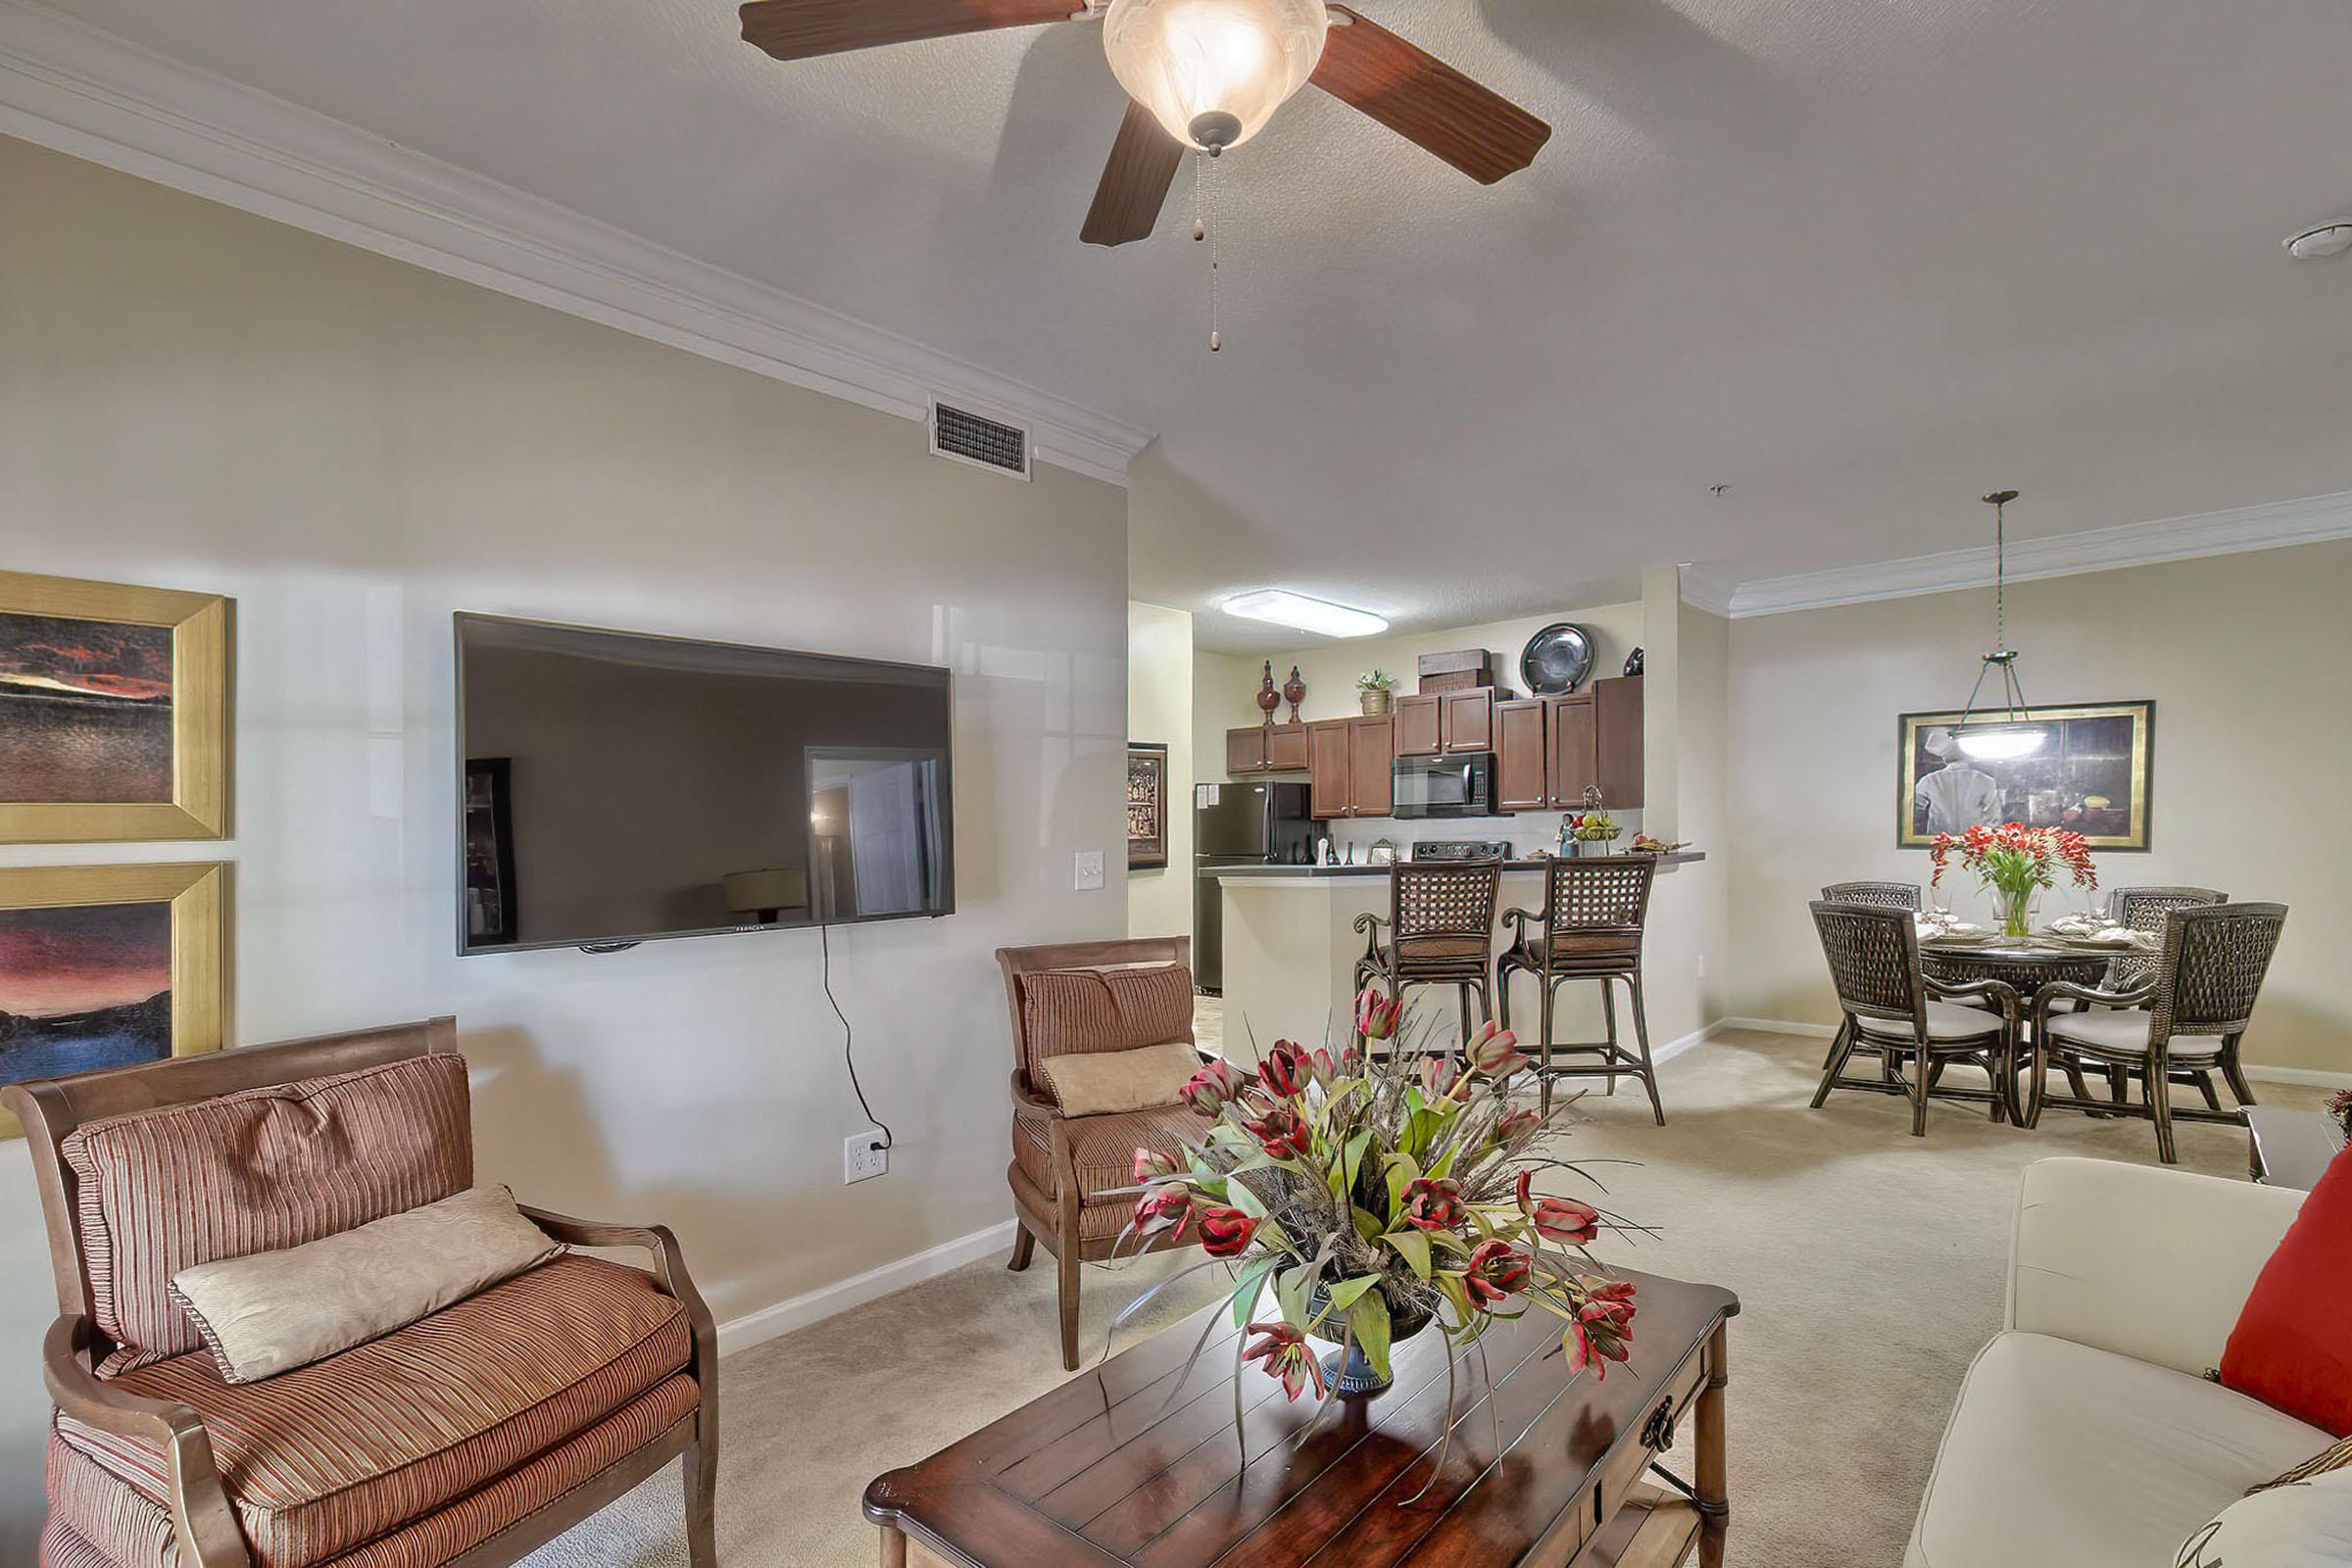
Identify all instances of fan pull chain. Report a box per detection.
[1193,151,1222,352]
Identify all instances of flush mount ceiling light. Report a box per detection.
[2285,220,2352,262]
[1949,489,2047,761]
[1222,589,1389,638]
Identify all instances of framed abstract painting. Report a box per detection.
[0,568,230,843]
[1896,700,2154,852]
[0,861,225,1139]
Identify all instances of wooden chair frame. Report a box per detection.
[2026,903,2282,1163]
[1351,859,1502,1051]
[1807,901,2021,1136]
[2,1017,717,1568]
[997,937,1200,1372]
[1496,856,1664,1123]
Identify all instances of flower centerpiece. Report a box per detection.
[2328,1087,2351,1142]
[1355,668,1397,715]
[1929,821,2097,939]
[1116,990,1639,1491]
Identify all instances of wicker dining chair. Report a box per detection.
[1495,856,1663,1123]
[1808,901,2021,1136]
[2026,903,2285,1164]
[1820,880,1922,911]
[2103,886,2228,991]
[1353,858,1503,1049]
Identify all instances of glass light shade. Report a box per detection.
[1953,724,2046,760]
[1102,0,1329,152]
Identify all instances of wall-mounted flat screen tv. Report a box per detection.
[456,613,953,955]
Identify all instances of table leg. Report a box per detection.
[879,1525,907,1568]
[1696,1322,1730,1568]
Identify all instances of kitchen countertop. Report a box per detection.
[1211,852,1705,879]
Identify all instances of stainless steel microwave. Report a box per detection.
[1392,754,1494,818]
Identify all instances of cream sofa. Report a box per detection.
[1907,1156,2331,1567]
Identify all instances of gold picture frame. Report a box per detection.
[1896,700,2154,851]
[0,861,226,1140]
[0,568,231,843]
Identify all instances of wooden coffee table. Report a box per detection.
[865,1268,1738,1568]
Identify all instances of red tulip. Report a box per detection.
[1464,1239,1531,1306]
[1306,1047,1345,1089]
[1243,1320,1326,1401]
[1532,1197,1602,1247]
[1354,987,1402,1043]
[1260,1042,1310,1098]
[1132,1186,1192,1241]
[1420,1054,1462,1099]
[1400,1177,1466,1232]
[1579,1276,1639,1334]
[1198,1205,1257,1257]
[1467,1021,1531,1078]
[1132,1147,1175,1183]
[1494,1107,1543,1145]
[1566,1299,1635,1380]
[1243,1102,1311,1161]
[1180,1058,1246,1116]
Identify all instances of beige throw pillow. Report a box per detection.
[171,1185,562,1383]
[1037,1040,1201,1116]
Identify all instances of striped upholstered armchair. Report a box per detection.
[3,1017,716,1568]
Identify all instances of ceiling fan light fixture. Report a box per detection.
[1102,0,1329,153]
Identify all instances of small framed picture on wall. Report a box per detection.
[1127,743,1169,870]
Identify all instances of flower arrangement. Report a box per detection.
[1354,668,1397,694]
[2328,1087,2351,1141]
[1929,821,2096,939]
[1115,989,1639,1494]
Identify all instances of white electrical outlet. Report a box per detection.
[1074,849,1105,891]
[844,1130,888,1185]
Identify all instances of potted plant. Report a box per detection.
[1929,822,2097,939]
[1113,992,1639,1500]
[1355,668,1396,715]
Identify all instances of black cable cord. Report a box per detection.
[820,919,892,1151]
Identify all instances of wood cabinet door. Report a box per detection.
[1348,716,1395,818]
[1443,690,1494,754]
[1494,699,1550,812]
[1308,719,1352,818]
[1394,694,1443,757]
[1545,695,1598,808]
[1265,723,1310,771]
[1227,726,1268,775]
[1593,675,1644,808]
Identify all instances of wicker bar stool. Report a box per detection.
[1495,856,1663,1123]
[2027,903,2284,1164]
[1808,901,2021,1136]
[1821,880,1922,911]
[1352,858,1503,1050]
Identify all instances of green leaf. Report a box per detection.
[1275,1263,1310,1329]
[1437,1273,1474,1326]
[1427,1229,1474,1256]
[1324,1273,1383,1312]
[1348,1290,1394,1381]
[1426,1142,1458,1183]
[1385,1227,1433,1281]
[1351,1205,1385,1243]
[1229,1258,1278,1328]
[1341,1129,1372,1192]
[1383,1152,1422,1214]
[1222,1179,1265,1220]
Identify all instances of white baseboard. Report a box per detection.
[1712,1016,1840,1040]
[715,1218,1017,1358]
[2243,1063,2348,1088]
[1650,1023,1715,1065]
[1697,1018,2342,1091]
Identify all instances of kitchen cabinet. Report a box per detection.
[1308,715,1395,818]
[1226,723,1310,775]
[1494,678,1643,811]
[1395,690,1495,758]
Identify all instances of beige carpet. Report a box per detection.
[521,1030,2324,1567]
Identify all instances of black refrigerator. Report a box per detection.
[1194,781,1317,995]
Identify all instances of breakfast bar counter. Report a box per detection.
[1209,854,1703,1057]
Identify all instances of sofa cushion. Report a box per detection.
[171,1185,561,1383]
[56,1255,688,1568]
[1016,965,1193,1082]
[62,1054,474,1374]
[2179,1468,2352,1567]
[1036,1041,1200,1117]
[2224,1143,2352,1437]
[1905,1331,2328,1568]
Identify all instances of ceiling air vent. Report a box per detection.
[929,399,1031,481]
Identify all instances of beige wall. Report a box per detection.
[1127,602,1194,940]
[1723,539,2352,1074]
[0,134,1128,1546]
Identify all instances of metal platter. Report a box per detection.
[1519,622,1595,695]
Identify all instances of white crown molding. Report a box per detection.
[1718,489,2352,619]
[1675,564,1738,617]
[0,0,1152,487]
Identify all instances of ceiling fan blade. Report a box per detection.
[1310,6,1552,185]
[1081,100,1185,247]
[740,0,1076,63]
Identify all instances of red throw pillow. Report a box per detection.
[2222,1143,2352,1436]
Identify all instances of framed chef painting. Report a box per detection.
[1127,743,1169,870]
[0,862,226,1139]
[1896,701,2153,851]
[0,569,231,843]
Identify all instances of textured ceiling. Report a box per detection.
[39,0,2352,650]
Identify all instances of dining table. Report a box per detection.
[1917,929,2156,1118]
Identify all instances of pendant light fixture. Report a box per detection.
[1102,0,1330,154]
[1951,489,2046,761]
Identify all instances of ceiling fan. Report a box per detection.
[738,0,1553,247]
